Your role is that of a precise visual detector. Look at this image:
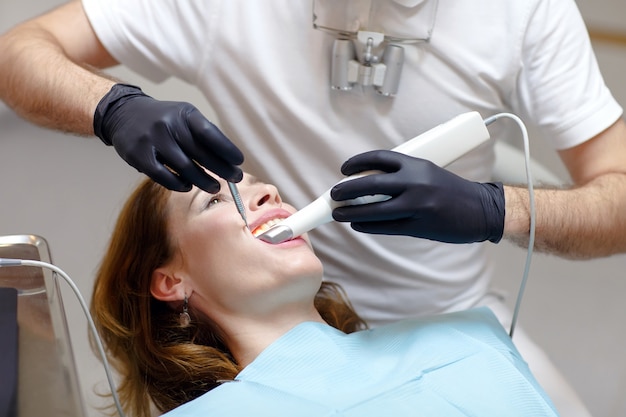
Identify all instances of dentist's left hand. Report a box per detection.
[93,84,244,193]
[330,150,505,244]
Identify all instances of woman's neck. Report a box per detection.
[221,306,326,368]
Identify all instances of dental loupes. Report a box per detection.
[227,181,248,229]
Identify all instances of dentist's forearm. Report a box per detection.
[0,24,115,136]
[503,173,626,259]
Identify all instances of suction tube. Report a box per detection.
[257,111,491,244]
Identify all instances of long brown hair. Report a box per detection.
[91,178,366,417]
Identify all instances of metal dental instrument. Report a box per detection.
[227,181,248,229]
[256,112,492,244]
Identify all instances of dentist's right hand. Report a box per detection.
[93,83,244,193]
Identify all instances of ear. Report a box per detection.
[151,266,188,302]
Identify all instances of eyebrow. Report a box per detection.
[187,174,260,210]
[188,187,212,211]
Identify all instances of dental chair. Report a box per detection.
[0,235,86,417]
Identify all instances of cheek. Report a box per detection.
[177,220,238,280]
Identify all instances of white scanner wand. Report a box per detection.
[256,111,491,244]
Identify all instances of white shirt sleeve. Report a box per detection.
[81,0,214,85]
[513,0,623,149]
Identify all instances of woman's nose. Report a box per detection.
[249,183,282,210]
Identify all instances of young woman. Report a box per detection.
[91,174,558,417]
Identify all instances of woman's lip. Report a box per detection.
[248,208,310,246]
[248,208,293,233]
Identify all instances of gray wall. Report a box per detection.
[1,1,625,416]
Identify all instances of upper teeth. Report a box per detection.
[252,218,284,237]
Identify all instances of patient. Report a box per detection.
[91,174,559,417]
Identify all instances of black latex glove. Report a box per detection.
[330,150,505,244]
[94,84,243,192]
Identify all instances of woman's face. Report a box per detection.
[163,173,324,321]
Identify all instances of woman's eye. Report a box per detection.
[208,197,221,207]
[203,195,225,209]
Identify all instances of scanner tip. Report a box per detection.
[255,225,293,244]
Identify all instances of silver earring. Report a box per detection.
[179,295,191,327]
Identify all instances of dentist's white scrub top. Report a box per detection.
[80,0,622,324]
[162,308,558,417]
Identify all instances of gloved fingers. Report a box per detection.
[173,161,222,194]
[332,198,415,222]
[153,145,221,193]
[331,173,407,202]
[350,221,465,243]
[185,109,244,182]
[143,164,194,193]
[349,220,417,236]
[340,150,404,176]
[123,148,194,192]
